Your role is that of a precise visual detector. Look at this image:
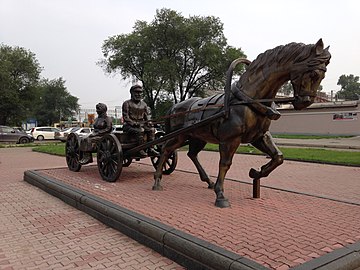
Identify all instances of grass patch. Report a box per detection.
[278,147,360,165]
[32,143,65,156]
[30,142,360,167]
[203,143,360,166]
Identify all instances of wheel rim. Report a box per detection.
[97,134,123,182]
[65,133,82,172]
[151,150,177,175]
[151,131,177,175]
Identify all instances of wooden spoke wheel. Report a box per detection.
[97,134,123,182]
[150,131,178,175]
[65,133,82,172]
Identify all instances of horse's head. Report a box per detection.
[290,39,331,110]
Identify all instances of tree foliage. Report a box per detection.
[278,81,293,96]
[336,74,360,100]
[0,44,42,125]
[34,78,79,126]
[100,8,246,112]
[0,44,80,126]
[278,81,324,97]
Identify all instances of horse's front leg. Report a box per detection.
[153,138,182,191]
[249,131,284,179]
[214,139,241,208]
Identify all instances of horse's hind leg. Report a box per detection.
[249,131,284,179]
[187,139,214,189]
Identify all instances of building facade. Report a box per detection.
[270,100,360,136]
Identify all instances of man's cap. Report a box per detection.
[130,85,143,92]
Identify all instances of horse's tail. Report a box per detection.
[224,58,251,118]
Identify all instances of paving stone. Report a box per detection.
[0,148,183,270]
[2,147,360,269]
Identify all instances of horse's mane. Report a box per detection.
[239,42,331,86]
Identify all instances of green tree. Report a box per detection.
[100,8,246,112]
[0,44,42,125]
[278,82,324,96]
[278,81,293,96]
[336,74,360,100]
[34,78,79,126]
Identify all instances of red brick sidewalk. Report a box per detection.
[174,151,360,204]
[35,150,360,270]
[0,148,183,270]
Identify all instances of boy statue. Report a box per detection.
[80,102,112,164]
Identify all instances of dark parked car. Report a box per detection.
[0,125,35,144]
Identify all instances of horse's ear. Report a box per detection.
[314,39,324,55]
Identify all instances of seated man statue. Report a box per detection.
[122,85,158,157]
[80,102,112,163]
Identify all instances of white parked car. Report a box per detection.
[54,127,73,140]
[30,126,61,141]
[56,127,93,142]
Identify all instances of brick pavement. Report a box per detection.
[0,148,183,270]
[34,150,360,270]
[174,151,360,204]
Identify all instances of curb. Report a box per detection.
[291,242,360,270]
[23,170,267,270]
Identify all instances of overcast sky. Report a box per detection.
[1,0,359,109]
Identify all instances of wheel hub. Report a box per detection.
[103,151,111,162]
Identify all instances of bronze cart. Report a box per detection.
[65,128,178,182]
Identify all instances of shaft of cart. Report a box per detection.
[126,111,226,156]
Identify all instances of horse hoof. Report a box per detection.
[152,185,163,191]
[215,198,230,208]
[249,168,261,179]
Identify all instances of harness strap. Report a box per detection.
[224,58,251,118]
[148,95,295,125]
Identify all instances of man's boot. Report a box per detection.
[79,152,93,164]
[146,131,159,156]
[137,135,147,158]
[138,149,148,158]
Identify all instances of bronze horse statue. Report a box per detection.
[153,39,331,207]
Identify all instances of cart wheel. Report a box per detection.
[97,134,123,182]
[66,133,82,172]
[123,157,132,167]
[151,131,178,175]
